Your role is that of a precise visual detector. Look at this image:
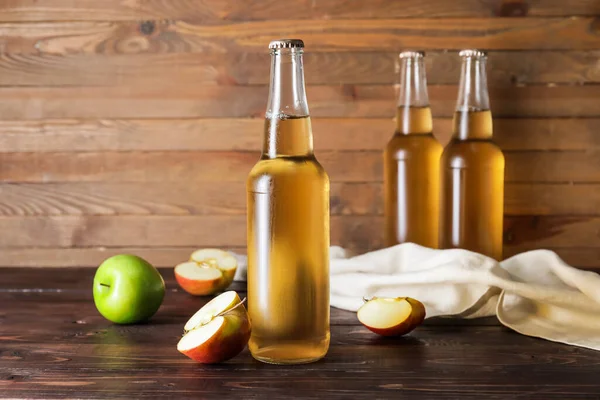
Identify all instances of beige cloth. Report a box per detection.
[233,243,600,351]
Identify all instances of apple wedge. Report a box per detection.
[357,297,426,337]
[175,249,237,296]
[178,291,251,364]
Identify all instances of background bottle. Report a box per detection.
[384,51,442,248]
[439,50,505,260]
[246,39,330,364]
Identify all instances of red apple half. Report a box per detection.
[177,291,251,364]
[175,249,237,296]
[357,297,426,337]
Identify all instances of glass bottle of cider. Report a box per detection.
[439,50,505,260]
[384,51,442,248]
[246,39,330,364]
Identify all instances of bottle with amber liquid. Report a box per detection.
[384,51,442,248]
[246,39,330,364]
[439,50,505,260]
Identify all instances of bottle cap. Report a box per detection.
[459,49,488,58]
[269,39,305,49]
[399,51,425,59]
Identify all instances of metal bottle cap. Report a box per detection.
[399,51,425,59]
[268,39,305,49]
[459,49,488,58]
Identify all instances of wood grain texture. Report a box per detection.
[2,18,600,56]
[0,150,597,183]
[0,182,598,217]
[1,246,599,268]
[0,1,598,270]
[2,118,600,152]
[0,182,381,216]
[1,270,600,399]
[0,247,205,268]
[2,0,599,21]
[1,84,598,120]
[503,216,600,248]
[503,247,600,268]
[0,215,597,253]
[2,51,600,86]
[1,118,599,152]
[0,151,380,183]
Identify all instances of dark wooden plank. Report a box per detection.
[2,51,599,86]
[2,18,600,56]
[0,272,599,399]
[0,293,363,327]
[0,85,598,119]
[0,215,598,254]
[1,0,599,21]
[0,275,502,330]
[3,327,598,399]
[0,268,244,295]
[0,317,499,347]
[0,150,597,183]
[2,368,598,400]
[0,280,584,343]
[0,276,497,328]
[0,182,598,217]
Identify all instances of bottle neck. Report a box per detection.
[452,110,493,140]
[454,55,492,140]
[263,48,313,158]
[266,48,309,119]
[395,55,432,134]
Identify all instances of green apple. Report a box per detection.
[93,254,165,324]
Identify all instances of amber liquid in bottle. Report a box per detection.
[439,50,505,260]
[384,51,442,248]
[247,40,330,364]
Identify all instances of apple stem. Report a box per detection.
[362,296,373,303]
[100,283,111,288]
[183,298,248,335]
[216,297,247,318]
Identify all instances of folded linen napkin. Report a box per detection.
[232,243,600,351]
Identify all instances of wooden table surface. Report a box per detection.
[1,268,599,399]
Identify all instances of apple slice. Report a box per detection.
[175,261,223,296]
[357,297,426,337]
[190,249,238,288]
[175,249,237,296]
[178,291,251,364]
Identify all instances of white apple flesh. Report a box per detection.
[357,297,426,337]
[177,291,251,364]
[175,249,237,296]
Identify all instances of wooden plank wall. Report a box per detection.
[0,1,599,268]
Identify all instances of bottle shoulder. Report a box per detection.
[441,139,505,168]
[247,155,329,192]
[385,133,443,160]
